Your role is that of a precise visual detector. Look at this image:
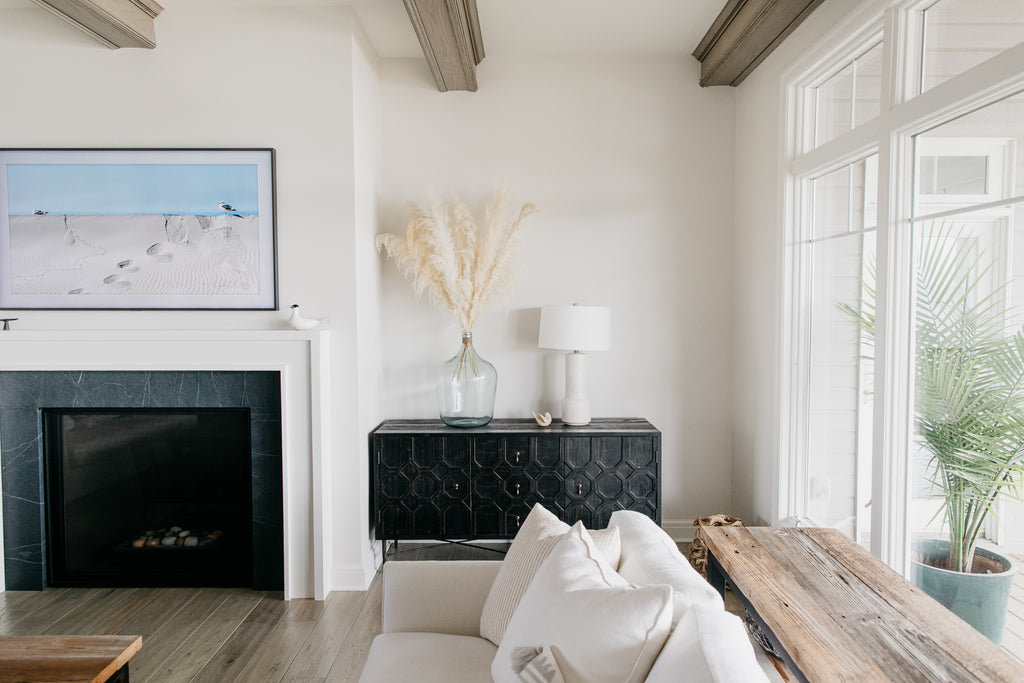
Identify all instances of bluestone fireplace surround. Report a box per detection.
[0,329,330,600]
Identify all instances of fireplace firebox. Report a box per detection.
[43,407,253,588]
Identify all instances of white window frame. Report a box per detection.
[779,0,1024,573]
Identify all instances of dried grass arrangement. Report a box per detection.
[375,183,536,332]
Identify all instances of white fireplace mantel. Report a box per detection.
[0,328,331,600]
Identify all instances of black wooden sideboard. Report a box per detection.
[370,418,660,541]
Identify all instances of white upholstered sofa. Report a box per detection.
[359,505,769,683]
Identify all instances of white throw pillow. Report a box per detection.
[480,503,621,645]
[492,522,673,683]
[645,605,770,683]
[610,509,723,627]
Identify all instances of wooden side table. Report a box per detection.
[702,526,1024,682]
[0,635,141,683]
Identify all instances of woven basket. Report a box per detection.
[688,514,745,578]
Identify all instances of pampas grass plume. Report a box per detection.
[376,183,536,332]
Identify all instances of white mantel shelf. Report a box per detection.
[0,328,332,600]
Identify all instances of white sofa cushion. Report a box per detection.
[492,522,673,683]
[645,605,770,683]
[610,509,723,627]
[358,632,496,683]
[381,560,501,636]
[480,503,621,645]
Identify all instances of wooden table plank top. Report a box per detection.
[702,526,1024,683]
[0,635,141,683]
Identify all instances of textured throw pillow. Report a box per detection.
[645,605,770,683]
[610,509,723,627]
[480,503,621,645]
[492,522,673,683]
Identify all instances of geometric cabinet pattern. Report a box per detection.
[371,418,660,541]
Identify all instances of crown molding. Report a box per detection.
[29,0,163,49]
[402,0,485,92]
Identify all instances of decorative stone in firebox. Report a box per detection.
[0,370,282,591]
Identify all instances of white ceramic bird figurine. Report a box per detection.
[288,304,330,330]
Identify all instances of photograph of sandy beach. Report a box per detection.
[0,149,276,309]
[9,211,262,296]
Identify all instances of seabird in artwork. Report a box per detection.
[33,210,47,215]
[218,201,242,218]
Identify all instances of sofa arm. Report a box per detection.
[382,560,502,637]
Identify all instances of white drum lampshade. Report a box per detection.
[538,305,611,426]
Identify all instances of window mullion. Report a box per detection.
[870,131,915,574]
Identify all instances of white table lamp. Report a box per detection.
[538,304,611,426]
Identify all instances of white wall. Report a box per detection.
[0,6,378,589]
[731,0,867,525]
[377,56,736,532]
[350,22,384,578]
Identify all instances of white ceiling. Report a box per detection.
[0,0,725,59]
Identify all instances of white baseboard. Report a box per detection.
[331,563,375,592]
[662,518,698,543]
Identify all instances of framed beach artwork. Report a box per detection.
[0,148,277,310]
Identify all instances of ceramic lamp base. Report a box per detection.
[561,351,591,426]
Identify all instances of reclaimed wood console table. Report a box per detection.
[702,526,1024,682]
[0,635,141,683]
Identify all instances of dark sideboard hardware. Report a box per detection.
[369,418,661,544]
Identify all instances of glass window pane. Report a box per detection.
[909,89,1024,560]
[909,216,1018,548]
[853,42,883,127]
[808,232,876,546]
[922,0,1024,93]
[915,90,1024,218]
[852,155,879,232]
[812,166,851,239]
[816,63,854,146]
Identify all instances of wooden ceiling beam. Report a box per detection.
[693,0,824,87]
[403,0,485,92]
[29,0,163,49]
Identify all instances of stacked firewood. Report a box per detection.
[129,526,223,549]
[688,514,745,578]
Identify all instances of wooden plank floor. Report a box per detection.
[1005,554,1024,666]
[0,543,502,683]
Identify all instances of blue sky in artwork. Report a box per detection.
[7,163,259,215]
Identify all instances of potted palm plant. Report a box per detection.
[840,223,1024,644]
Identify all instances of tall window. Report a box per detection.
[782,0,1024,570]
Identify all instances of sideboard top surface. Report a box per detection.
[372,417,658,435]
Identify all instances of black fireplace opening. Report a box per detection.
[43,407,254,588]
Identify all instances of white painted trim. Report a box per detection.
[662,517,702,543]
[0,329,329,599]
[332,563,374,592]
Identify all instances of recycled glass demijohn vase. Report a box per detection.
[438,332,497,427]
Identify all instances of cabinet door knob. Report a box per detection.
[514,515,521,527]
[515,483,521,495]
[454,483,459,491]
[577,483,583,495]
[514,450,521,463]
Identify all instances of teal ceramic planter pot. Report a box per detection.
[911,539,1016,644]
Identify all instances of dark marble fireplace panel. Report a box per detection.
[0,371,283,590]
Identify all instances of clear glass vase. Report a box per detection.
[438,332,497,428]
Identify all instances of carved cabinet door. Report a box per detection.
[377,434,472,539]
